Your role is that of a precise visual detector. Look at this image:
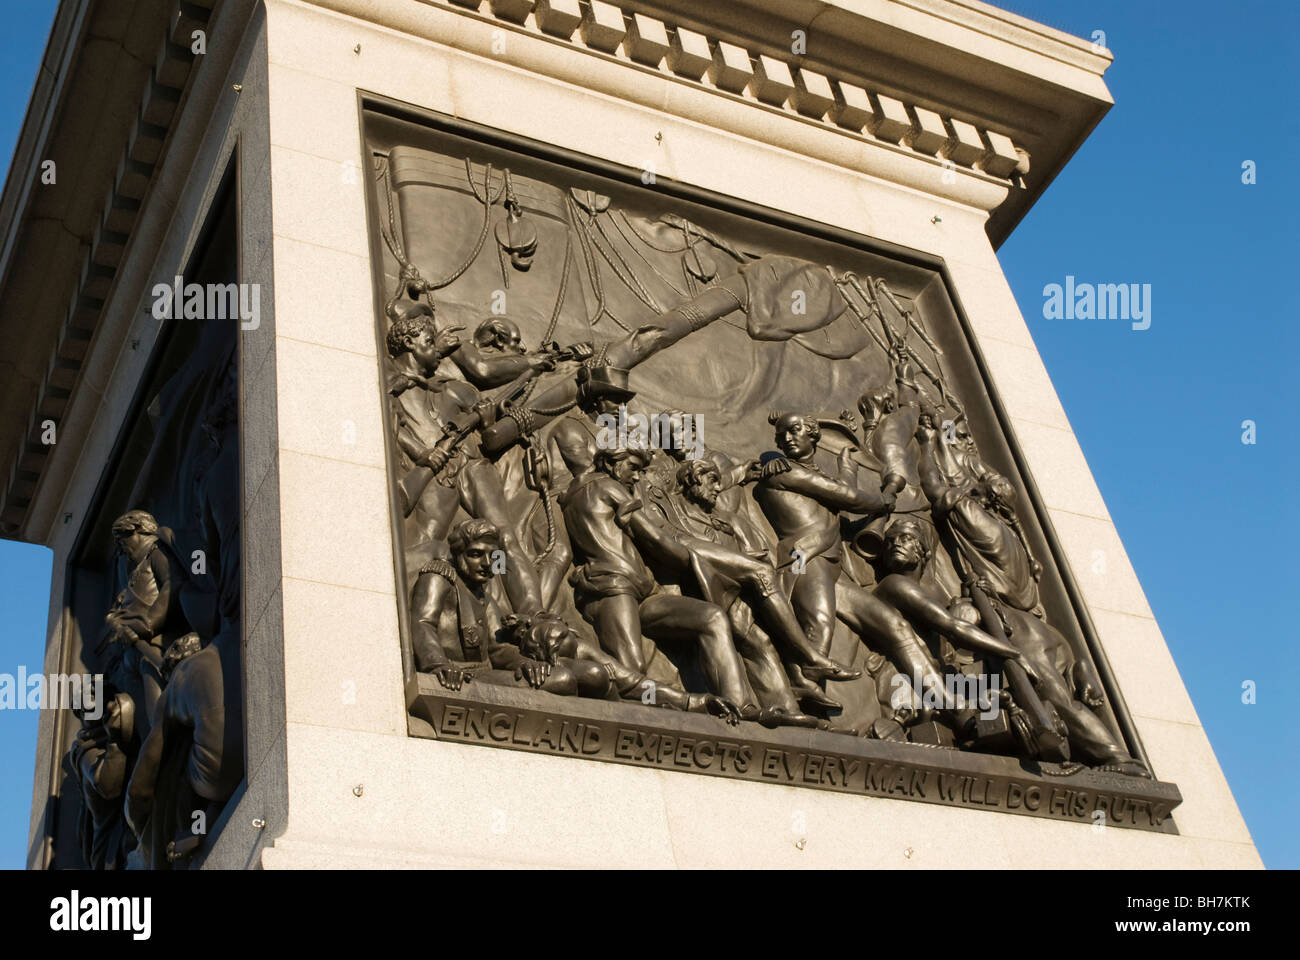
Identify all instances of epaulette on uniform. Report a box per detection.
[418,558,456,581]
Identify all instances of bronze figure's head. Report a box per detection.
[385,302,441,368]
[473,316,525,355]
[595,446,652,490]
[884,518,932,573]
[769,411,820,459]
[110,509,159,557]
[677,457,722,510]
[448,518,502,586]
[505,611,573,665]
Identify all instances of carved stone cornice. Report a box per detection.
[407,0,1111,236]
[0,0,220,538]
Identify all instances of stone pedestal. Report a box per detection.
[5,0,1259,870]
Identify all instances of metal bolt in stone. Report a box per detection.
[353,784,364,797]
[251,818,266,829]
[354,43,361,54]
[794,838,806,850]
[232,84,242,93]
[904,847,914,859]
[930,216,942,225]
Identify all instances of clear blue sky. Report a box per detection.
[0,0,61,872]
[994,0,1299,869]
[0,0,1294,869]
